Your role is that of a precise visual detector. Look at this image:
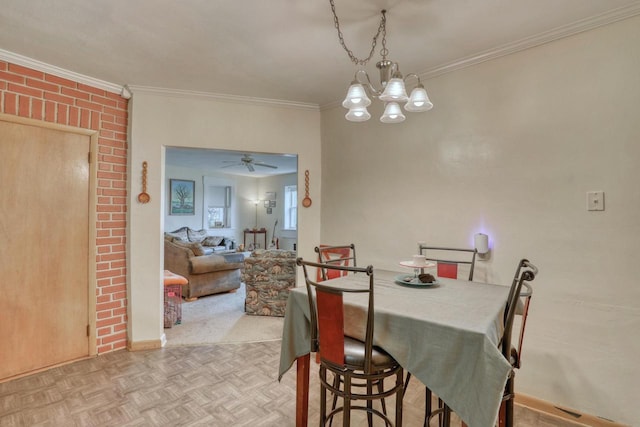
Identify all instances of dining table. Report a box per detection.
[278,269,514,427]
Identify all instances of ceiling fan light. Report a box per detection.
[380,102,406,123]
[342,82,371,109]
[379,78,409,103]
[345,106,371,122]
[405,85,433,112]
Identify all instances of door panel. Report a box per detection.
[0,119,90,379]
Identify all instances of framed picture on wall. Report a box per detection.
[169,179,195,215]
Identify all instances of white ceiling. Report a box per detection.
[2,0,640,108]
[2,1,640,175]
[166,148,298,178]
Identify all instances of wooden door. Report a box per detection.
[0,118,91,380]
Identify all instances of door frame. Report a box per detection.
[0,113,98,357]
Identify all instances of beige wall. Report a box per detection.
[127,92,321,348]
[320,15,640,425]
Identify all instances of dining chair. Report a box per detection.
[297,257,404,427]
[315,244,357,281]
[417,245,477,280]
[429,259,538,427]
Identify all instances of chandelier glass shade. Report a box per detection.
[330,2,433,123]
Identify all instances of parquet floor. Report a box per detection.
[0,341,579,426]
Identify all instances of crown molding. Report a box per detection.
[126,85,320,111]
[418,2,640,81]
[0,49,124,95]
[320,2,640,110]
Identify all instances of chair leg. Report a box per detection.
[366,380,373,426]
[396,369,404,427]
[378,379,388,415]
[423,388,432,427]
[343,375,351,427]
[320,366,328,427]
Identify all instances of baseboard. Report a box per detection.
[515,394,629,427]
[127,339,163,352]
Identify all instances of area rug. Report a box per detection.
[163,283,285,346]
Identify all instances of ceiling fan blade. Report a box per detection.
[253,162,278,169]
[246,163,255,172]
[220,163,242,168]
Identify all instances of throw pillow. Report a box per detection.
[203,236,224,247]
[172,240,206,256]
[188,228,208,243]
[167,227,188,242]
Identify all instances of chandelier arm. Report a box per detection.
[403,73,422,88]
[355,69,382,97]
[330,0,387,66]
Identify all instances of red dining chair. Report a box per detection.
[315,244,357,281]
[429,259,538,427]
[418,245,477,280]
[297,258,404,427]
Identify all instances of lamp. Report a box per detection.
[330,1,433,123]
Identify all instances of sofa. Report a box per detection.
[165,226,234,255]
[164,229,244,300]
[242,249,297,316]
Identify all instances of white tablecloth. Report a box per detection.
[278,269,512,427]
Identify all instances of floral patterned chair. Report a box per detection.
[241,249,297,316]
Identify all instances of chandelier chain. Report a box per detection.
[330,0,387,66]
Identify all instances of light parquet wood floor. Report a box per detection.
[0,341,582,427]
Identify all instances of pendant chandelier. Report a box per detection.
[330,1,433,123]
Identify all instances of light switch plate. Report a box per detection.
[587,191,604,211]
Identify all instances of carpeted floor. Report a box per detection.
[164,283,285,346]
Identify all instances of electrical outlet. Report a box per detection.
[587,191,604,211]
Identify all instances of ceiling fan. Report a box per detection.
[220,154,278,172]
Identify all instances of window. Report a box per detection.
[205,185,231,228]
[284,185,297,230]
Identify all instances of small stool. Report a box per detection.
[163,270,187,328]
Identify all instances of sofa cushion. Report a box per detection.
[173,240,206,256]
[191,254,242,274]
[203,236,224,247]
[167,227,189,242]
[187,228,209,243]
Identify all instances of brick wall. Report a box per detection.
[0,60,128,354]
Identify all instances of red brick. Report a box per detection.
[80,108,90,128]
[103,106,127,119]
[77,83,106,97]
[76,99,103,112]
[18,95,30,117]
[8,82,43,98]
[102,189,127,197]
[99,129,115,139]
[60,86,91,100]
[0,81,6,90]
[44,91,75,105]
[92,94,118,108]
[8,63,43,79]
[4,92,17,114]
[98,179,111,188]
[97,344,114,354]
[113,323,127,332]
[97,295,111,304]
[101,155,127,165]
[0,70,26,84]
[32,98,43,120]
[45,74,76,88]
[97,171,123,180]
[96,261,110,270]
[91,110,100,130]
[97,205,123,213]
[97,311,112,320]
[102,253,124,262]
[101,121,127,133]
[68,106,79,126]
[0,61,7,71]
[96,270,121,280]
[26,78,59,93]
[45,100,56,122]
[97,327,112,337]
[100,284,126,294]
[97,301,122,311]
[57,104,68,124]
[110,260,126,269]
[96,316,121,328]
[112,340,127,351]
